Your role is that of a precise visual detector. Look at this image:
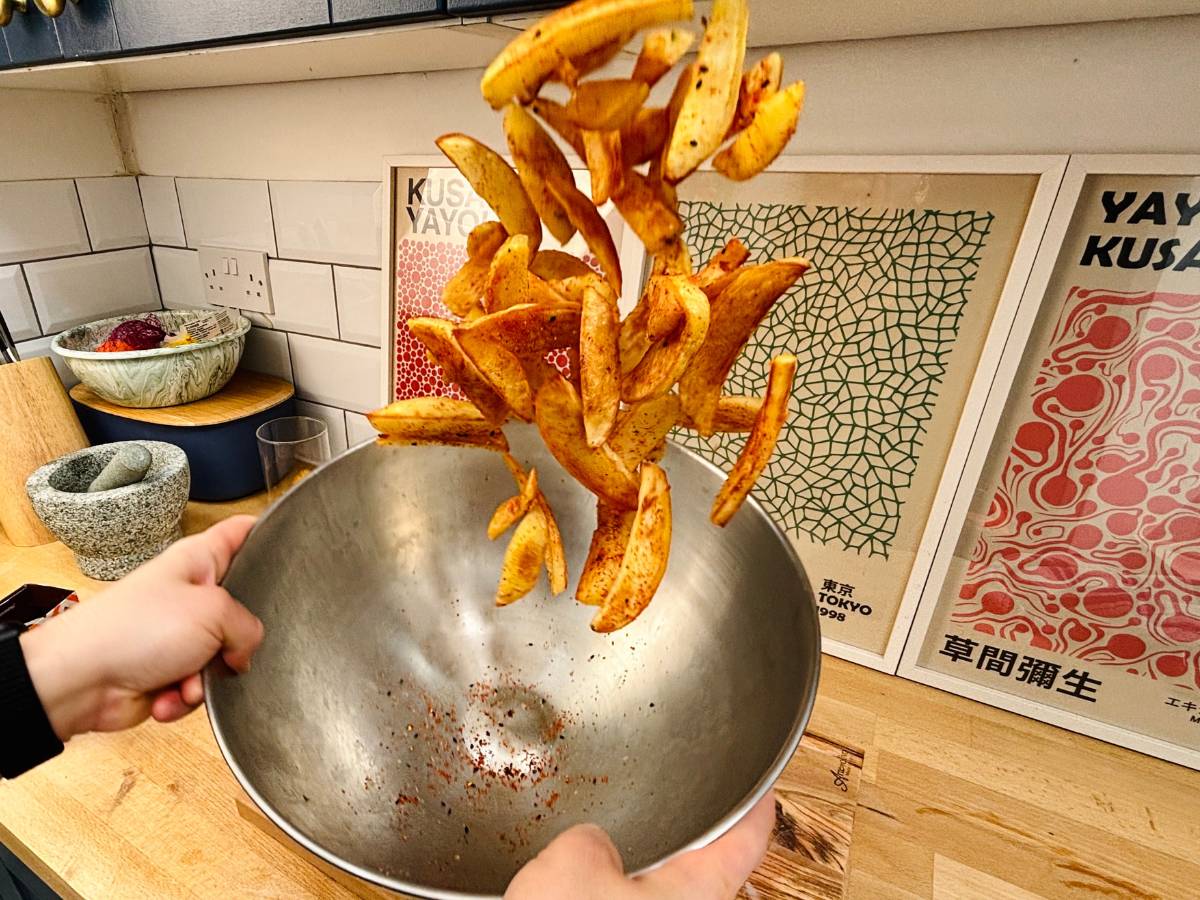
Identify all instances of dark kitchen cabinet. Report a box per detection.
[109,0,330,51]
[2,5,62,66]
[53,0,120,59]
[446,0,558,11]
[332,0,442,24]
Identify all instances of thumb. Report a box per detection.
[164,515,258,586]
[637,792,776,900]
[504,824,625,898]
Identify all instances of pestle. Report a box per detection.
[87,444,152,493]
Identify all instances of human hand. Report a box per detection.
[19,515,264,741]
[505,792,775,900]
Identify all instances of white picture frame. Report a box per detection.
[897,155,1200,769]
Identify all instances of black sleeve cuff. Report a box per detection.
[0,626,64,778]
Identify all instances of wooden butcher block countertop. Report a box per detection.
[1,497,1198,899]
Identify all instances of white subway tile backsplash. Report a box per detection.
[153,246,205,310]
[177,179,277,255]
[287,333,381,413]
[333,266,382,346]
[13,335,80,388]
[26,248,161,333]
[240,327,292,381]
[344,410,378,446]
[294,399,349,455]
[0,180,91,265]
[75,177,149,251]
[0,265,38,342]
[270,181,380,267]
[138,176,187,246]
[267,259,338,338]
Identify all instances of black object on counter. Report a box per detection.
[0,585,74,630]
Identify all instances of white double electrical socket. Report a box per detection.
[198,245,274,314]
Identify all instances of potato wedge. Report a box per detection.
[535,375,639,508]
[553,32,631,87]
[567,79,650,131]
[610,392,681,469]
[611,168,683,254]
[696,237,749,286]
[548,179,622,294]
[663,0,748,182]
[436,133,542,251]
[495,510,548,606]
[618,289,653,375]
[442,221,508,317]
[488,467,539,539]
[504,103,576,244]
[579,282,621,447]
[711,354,796,525]
[368,398,509,451]
[620,106,670,167]
[591,463,672,632]
[406,317,509,424]
[632,27,695,87]
[458,301,582,361]
[531,249,594,281]
[729,52,782,134]
[485,233,533,312]
[645,275,684,341]
[458,329,535,421]
[501,454,567,593]
[582,129,624,206]
[651,238,693,277]
[678,257,809,433]
[679,394,762,432]
[480,0,693,109]
[714,81,805,181]
[529,97,587,158]
[622,276,709,402]
[576,501,635,605]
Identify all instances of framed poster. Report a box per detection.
[674,156,1066,671]
[380,155,646,403]
[899,156,1200,768]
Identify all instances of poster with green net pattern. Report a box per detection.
[676,169,1040,656]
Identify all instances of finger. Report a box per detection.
[163,515,258,587]
[638,792,776,900]
[212,590,265,673]
[504,824,624,899]
[180,672,205,706]
[151,687,200,723]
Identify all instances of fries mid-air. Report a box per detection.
[369,0,809,631]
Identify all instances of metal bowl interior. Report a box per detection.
[206,426,820,899]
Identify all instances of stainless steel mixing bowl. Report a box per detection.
[206,426,820,898]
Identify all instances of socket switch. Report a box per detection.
[198,245,274,314]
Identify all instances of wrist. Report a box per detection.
[19,625,101,741]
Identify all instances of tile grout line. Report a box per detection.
[18,265,46,339]
[71,179,94,254]
[172,177,190,249]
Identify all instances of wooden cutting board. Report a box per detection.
[237,732,862,899]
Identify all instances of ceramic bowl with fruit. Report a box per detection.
[52,309,251,409]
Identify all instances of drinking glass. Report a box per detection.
[256,416,331,502]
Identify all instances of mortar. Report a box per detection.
[26,441,190,581]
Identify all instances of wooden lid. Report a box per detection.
[69,370,294,427]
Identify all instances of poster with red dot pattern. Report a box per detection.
[916,173,1200,760]
[387,166,634,404]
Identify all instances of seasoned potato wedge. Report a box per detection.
[458,329,535,421]
[442,221,508,317]
[529,97,588,158]
[485,233,534,312]
[729,52,782,134]
[618,289,654,375]
[611,168,683,255]
[714,81,805,181]
[501,454,568,593]
[504,103,576,244]
[710,354,796,525]
[480,0,693,109]
[495,510,548,606]
[663,0,748,182]
[436,133,542,251]
[576,501,635,605]
[620,106,670,167]
[531,249,594,281]
[368,398,509,451]
[632,27,695,86]
[580,282,621,447]
[568,79,650,131]
[678,257,809,433]
[406,317,509,424]
[591,463,672,632]
[622,275,709,402]
[582,129,624,206]
[488,467,539,539]
[547,179,623,294]
[610,392,681,469]
[553,32,631,87]
[535,375,639,508]
[458,300,582,361]
[679,393,763,432]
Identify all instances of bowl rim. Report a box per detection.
[50,309,251,360]
[204,437,821,900]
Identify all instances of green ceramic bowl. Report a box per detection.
[52,309,251,409]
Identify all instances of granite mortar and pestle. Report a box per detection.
[26,441,190,581]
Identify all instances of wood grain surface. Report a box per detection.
[1,498,1198,898]
[69,370,294,427]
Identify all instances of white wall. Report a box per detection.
[0,89,125,180]
[122,14,1200,182]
